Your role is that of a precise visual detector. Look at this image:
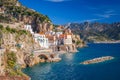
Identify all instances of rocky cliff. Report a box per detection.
[0,0,53,32]
[0,0,60,78]
[0,24,41,78]
[72,34,86,48]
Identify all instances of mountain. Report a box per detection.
[66,22,120,43]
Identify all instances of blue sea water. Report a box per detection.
[23,43,120,80]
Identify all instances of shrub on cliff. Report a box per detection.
[17,30,28,35]
[5,51,26,76]
[6,51,17,69]
[0,24,3,29]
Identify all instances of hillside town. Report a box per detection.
[24,24,77,53]
[0,23,85,79]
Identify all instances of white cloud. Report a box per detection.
[105,10,114,14]
[85,18,102,22]
[45,0,70,2]
[81,18,103,22]
[94,10,118,18]
[95,13,117,18]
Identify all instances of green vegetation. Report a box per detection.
[0,24,3,29]
[17,30,28,35]
[0,25,3,47]
[0,1,51,23]
[0,0,52,34]
[30,53,34,57]
[0,0,18,6]
[76,41,81,45]
[7,51,17,69]
[6,51,26,76]
[0,24,32,47]
[0,24,28,35]
[0,15,10,23]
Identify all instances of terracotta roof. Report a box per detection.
[57,26,64,30]
[39,32,45,35]
[45,34,51,38]
[59,34,65,38]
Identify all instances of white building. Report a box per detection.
[34,33,49,48]
[56,32,63,38]
[24,25,34,34]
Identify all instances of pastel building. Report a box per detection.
[46,35,57,46]
[58,34,72,45]
[64,34,72,45]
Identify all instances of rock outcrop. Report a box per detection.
[80,56,114,65]
[72,34,86,48]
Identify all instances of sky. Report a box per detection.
[19,0,120,24]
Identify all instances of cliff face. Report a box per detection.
[2,33,40,67]
[72,34,85,48]
[0,25,41,76]
[0,0,52,32]
[0,0,54,77]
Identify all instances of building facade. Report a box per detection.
[64,34,72,45]
[34,33,49,49]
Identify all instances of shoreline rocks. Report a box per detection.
[0,76,30,80]
[80,56,114,65]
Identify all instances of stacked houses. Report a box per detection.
[24,25,73,52]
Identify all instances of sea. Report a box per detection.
[23,43,120,80]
